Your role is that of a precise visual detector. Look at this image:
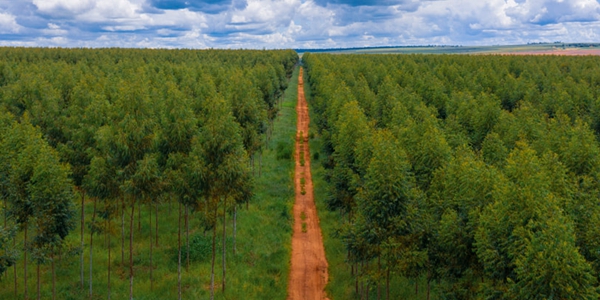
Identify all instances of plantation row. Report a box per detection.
[0,48,298,299]
[303,53,600,299]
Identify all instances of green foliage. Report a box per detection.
[303,53,600,299]
[512,215,598,299]
[275,139,293,160]
[172,234,213,263]
[0,225,17,276]
[0,47,298,299]
[0,115,75,283]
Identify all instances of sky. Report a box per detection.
[0,0,599,49]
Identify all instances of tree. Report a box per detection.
[27,144,75,300]
[0,225,17,277]
[426,146,497,297]
[350,130,423,299]
[2,117,74,300]
[83,156,120,299]
[0,110,17,280]
[396,114,451,191]
[512,213,598,299]
[475,142,597,298]
[194,95,250,299]
[56,74,109,291]
[374,76,401,128]
[328,100,371,214]
[157,80,199,298]
[95,74,157,300]
[227,71,267,175]
[165,152,201,300]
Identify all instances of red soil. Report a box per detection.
[506,48,600,56]
[287,68,329,300]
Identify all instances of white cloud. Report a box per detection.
[76,0,141,21]
[33,0,96,16]
[506,0,600,25]
[0,12,21,34]
[42,23,69,35]
[0,0,598,48]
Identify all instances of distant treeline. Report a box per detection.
[295,42,600,54]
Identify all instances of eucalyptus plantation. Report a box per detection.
[0,47,297,299]
[304,53,600,299]
[194,95,252,299]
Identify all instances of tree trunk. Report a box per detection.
[13,236,17,297]
[121,197,125,266]
[185,205,189,272]
[210,205,217,300]
[358,262,365,299]
[107,202,111,300]
[90,197,97,300]
[178,201,182,300]
[137,202,141,233]
[366,260,369,300]
[233,205,237,255]
[386,267,390,300]
[155,202,159,248]
[81,190,85,289]
[24,224,28,300]
[415,279,418,295]
[258,151,262,177]
[355,262,358,295]
[222,197,226,293]
[52,250,56,300]
[129,198,135,300]
[349,250,352,274]
[377,255,381,300]
[36,263,39,300]
[149,203,153,290]
[427,271,431,300]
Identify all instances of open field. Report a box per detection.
[296,43,600,56]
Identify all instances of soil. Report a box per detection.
[287,67,329,300]
[505,48,600,56]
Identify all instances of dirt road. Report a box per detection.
[287,68,329,300]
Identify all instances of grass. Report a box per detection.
[0,66,300,300]
[303,67,439,299]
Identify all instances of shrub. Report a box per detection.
[172,233,213,264]
[276,140,293,160]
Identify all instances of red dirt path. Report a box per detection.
[287,68,329,300]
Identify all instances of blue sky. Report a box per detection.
[0,0,599,49]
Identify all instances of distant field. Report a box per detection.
[296,43,600,55]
